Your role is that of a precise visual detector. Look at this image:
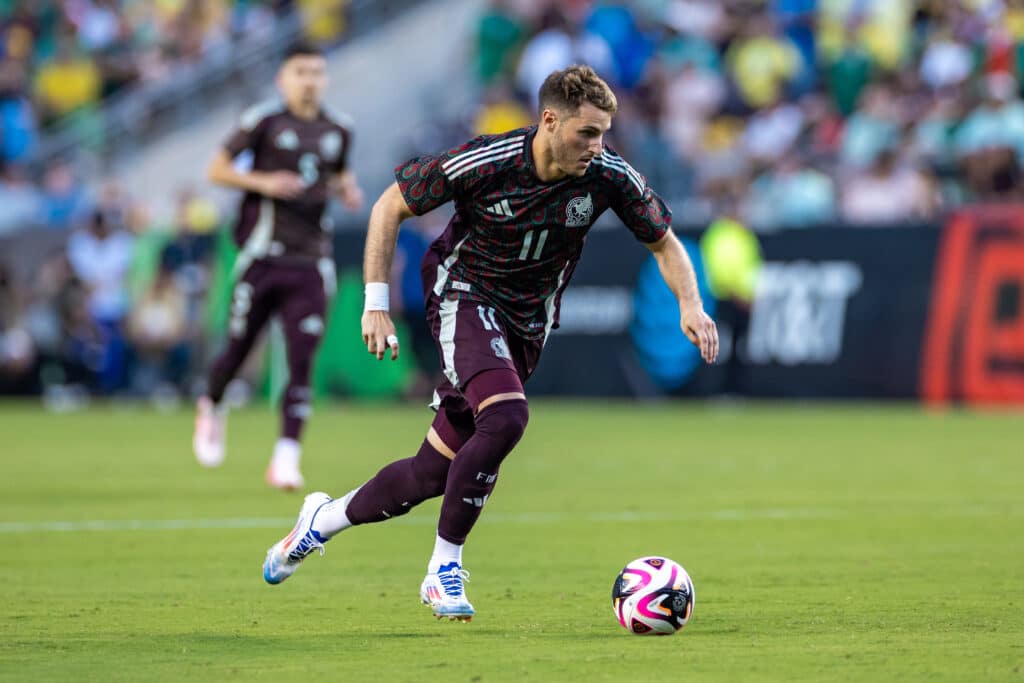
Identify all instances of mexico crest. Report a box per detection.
[566,193,593,227]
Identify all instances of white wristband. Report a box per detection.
[364,282,389,312]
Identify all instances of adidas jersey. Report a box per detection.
[395,125,670,340]
[223,98,353,266]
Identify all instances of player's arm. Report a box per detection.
[329,169,364,211]
[206,148,304,199]
[646,230,719,364]
[361,182,416,361]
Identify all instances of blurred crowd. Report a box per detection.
[0,0,349,176]
[0,181,225,403]
[8,0,1024,400]
[457,0,1024,228]
[0,1,355,401]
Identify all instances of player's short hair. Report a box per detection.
[282,41,323,63]
[538,65,618,117]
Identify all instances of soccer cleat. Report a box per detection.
[265,438,304,491]
[263,492,331,585]
[193,396,226,467]
[420,562,475,621]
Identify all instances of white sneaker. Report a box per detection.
[193,396,226,467]
[420,562,475,621]
[263,492,331,584]
[266,438,304,491]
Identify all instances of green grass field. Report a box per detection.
[1,401,1022,682]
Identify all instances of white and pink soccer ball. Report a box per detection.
[612,556,695,635]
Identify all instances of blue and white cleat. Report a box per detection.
[263,492,331,585]
[420,562,475,621]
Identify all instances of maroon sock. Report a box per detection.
[437,399,529,544]
[345,439,452,524]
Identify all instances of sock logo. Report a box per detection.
[475,472,497,484]
[462,495,489,507]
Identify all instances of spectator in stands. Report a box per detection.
[37,159,92,230]
[743,154,836,229]
[127,246,191,398]
[32,37,102,124]
[0,162,40,236]
[67,209,133,393]
[515,7,616,109]
[473,83,532,135]
[0,58,37,164]
[0,261,37,394]
[841,147,938,224]
[725,15,802,111]
[953,72,1024,198]
[475,0,528,85]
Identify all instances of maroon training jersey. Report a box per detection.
[395,125,670,340]
[223,98,352,266]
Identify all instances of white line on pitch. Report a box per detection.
[0,508,835,534]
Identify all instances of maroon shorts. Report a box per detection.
[424,292,543,411]
[228,258,334,348]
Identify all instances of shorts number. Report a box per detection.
[518,229,549,260]
[477,305,500,331]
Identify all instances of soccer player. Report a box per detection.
[262,65,718,617]
[192,43,364,490]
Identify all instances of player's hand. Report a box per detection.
[338,179,365,212]
[258,171,305,199]
[361,310,400,361]
[680,306,718,364]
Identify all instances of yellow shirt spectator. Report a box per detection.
[300,0,349,45]
[727,36,801,108]
[34,55,102,117]
[474,100,531,136]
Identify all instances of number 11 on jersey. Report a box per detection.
[518,229,548,260]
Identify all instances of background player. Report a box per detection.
[261,65,717,615]
[192,43,364,490]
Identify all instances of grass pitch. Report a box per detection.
[1,401,1021,682]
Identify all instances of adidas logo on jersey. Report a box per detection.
[484,199,514,218]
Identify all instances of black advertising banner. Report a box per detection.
[528,226,942,398]
[332,215,1022,403]
[732,227,941,398]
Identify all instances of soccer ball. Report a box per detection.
[611,556,695,635]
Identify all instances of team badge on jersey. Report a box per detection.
[319,131,342,161]
[276,129,299,150]
[565,193,593,227]
[490,336,511,360]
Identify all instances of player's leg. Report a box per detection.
[419,368,528,620]
[264,264,329,490]
[262,400,474,585]
[411,298,532,619]
[194,264,276,467]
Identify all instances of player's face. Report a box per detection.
[549,102,613,177]
[277,55,328,109]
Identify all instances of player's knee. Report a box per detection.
[475,399,529,452]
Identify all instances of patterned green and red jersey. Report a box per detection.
[395,125,671,341]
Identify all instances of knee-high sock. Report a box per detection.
[281,349,315,441]
[344,440,453,525]
[437,400,529,545]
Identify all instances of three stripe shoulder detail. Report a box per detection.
[592,151,645,195]
[442,135,526,180]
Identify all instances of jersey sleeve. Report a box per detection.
[332,126,352,174]
[603,149,671,244]
[393,135,498,215]
[222,102,277,158]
